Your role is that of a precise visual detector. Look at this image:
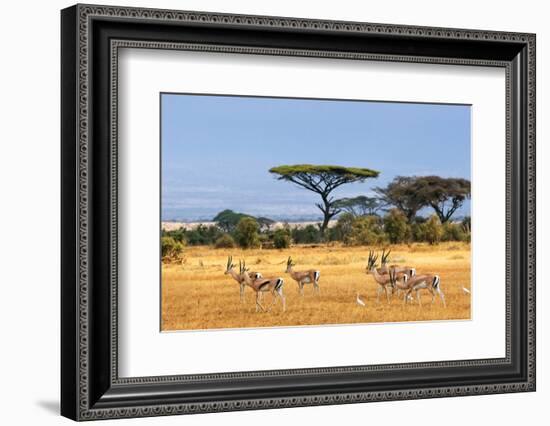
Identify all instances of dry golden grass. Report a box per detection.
[161,242,471,331]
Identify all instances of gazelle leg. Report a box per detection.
[405,289,413,304]
[385,287,391,304]
[438,288,447,307]
[268,291,279,311]
[299,282,304,296]
[314,281,320,295]
[256,293,266,312]
[376,286,383,303]
[280,291,286,312]
[240,283,244,303]
[271,290,285,312]
[416,290,422,307]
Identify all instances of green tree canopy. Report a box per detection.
[376,175,470,224]
[269,164,379,235]
[375,176,427,222]
[333,195,384,217]
[414,176,471,223]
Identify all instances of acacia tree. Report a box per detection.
[333,195,384,217]
[269,164,379,236]
[374,176,427,222]
[414,176,471,223]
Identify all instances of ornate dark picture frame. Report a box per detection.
[61,4,536,421]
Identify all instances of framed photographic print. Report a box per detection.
[61,4,536,421]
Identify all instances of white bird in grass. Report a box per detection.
[462,287,471,294]
[356,293,366,307]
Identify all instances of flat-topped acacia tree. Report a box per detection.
[269,164,379,236]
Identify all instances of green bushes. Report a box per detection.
[291,224,322,244]
[442,222,468,242]
[383,209,411,243]
[161,236,184,259]
[330,213,355,243]
[162,210,468,252]
[181,224,222,246]
[235,217,261,249]
[420,215,444,245]
[273,228,291,249]
[214,234,236,248]
[345,215,386,246]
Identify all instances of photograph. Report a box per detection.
[160,93,472,331]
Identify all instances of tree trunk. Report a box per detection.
[319,195,332,237]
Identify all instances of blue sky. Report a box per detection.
[161,93,471,221]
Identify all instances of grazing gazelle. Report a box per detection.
[240,260,286,312]
[224,256,262,303]
[285,256,320,296]
[391,269,446,307]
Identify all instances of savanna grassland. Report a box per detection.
[161,242,471,331]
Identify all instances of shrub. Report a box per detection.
[411,222,426,242]
[423,215,444,244]
[383,209,411,243]
[291,224,322,244]
[214,234,236,248]
[162,227,186,243]
[330,212,355,242]
[273,228,291,249]
[161,236,184,259]
[184,224,223,246]
[461,216,472,243]
[442,222,467,242]
[346,215,386,246]
[235,217,260,249]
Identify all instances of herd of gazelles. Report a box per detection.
[224,249,446,313]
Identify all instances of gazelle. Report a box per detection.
[377,249,415,301]
[285,257,320,296]
[366,251,393,303]
[240,260,286,312]
[378,249,416,278]
[391,270,446,307]
[224,256,262,303]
